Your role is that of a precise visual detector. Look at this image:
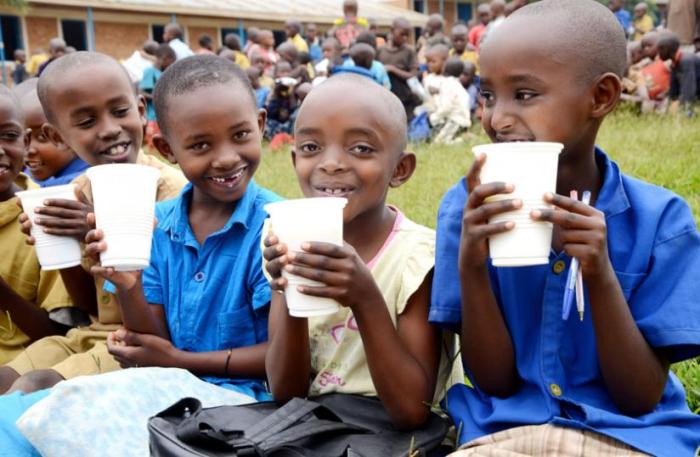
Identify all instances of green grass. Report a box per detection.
[254,109,700,412]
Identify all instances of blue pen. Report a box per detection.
[576,191,592,321]
[562,190,580,320]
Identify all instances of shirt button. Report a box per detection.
[552,260,566,275]
[550,383,563,397]
[194,272,205,282]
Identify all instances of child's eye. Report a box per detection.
[36,132,49,143]
[189,142,210,152]
[0,131,20,142]
[480,90,494,104]
[113,107,130,117]
[515,90,537,101]
[233,130,250,141]
[349,144,374,155]
[76,118,96,129]
[299,143,320,154]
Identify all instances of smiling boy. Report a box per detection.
[0,52,186,393]
[430,1,700,455]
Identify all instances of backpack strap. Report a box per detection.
[243,397,337,443]
[260,418,369,451]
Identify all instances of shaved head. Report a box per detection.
[300,74,407,152]
[485,0,627,81]
[37,51,132,123]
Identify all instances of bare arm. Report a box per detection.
[0,277,64,340]
[265,292,312,401]
[59,266,97,315]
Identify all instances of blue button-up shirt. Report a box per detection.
[430,149,700,456]
[112,180,281,400]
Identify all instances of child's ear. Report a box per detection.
[590,73,622,119]
[389,151,416,188]
[23,128,31,150]
[152,134,177,165]
[257,108,267,137]
[42,123,68,150]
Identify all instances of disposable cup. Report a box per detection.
[264,197,347,318]
[16,184,82,270]
[86,164,160,271]
[473,142,563,267]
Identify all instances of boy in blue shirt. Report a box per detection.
[430,1,700,455]
[89,55,279,400]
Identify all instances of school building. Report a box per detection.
[391,0,481,27]
[0,0,435,63]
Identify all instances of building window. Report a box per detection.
[151,24,165,43]
[61,19,87,50]
[0,15,23,59]
[413,0,425,13]
[457,2,474,23]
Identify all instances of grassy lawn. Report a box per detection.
[254,109,700,412]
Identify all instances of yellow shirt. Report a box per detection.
[450,48,480,74]
[27,53,49,76]
[0,174,74,364]
[633,14,654,41]
[73,151,187,327]
[288,34,309,54]
[234,51,250,70]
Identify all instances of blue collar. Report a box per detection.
[27,158,90,188]
[593,147,630,218]
[162,180,261,245]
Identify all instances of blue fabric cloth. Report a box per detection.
[614,9,632,32]
[333,65,378,83]
[139,66,161,121]
[255,87,270,110]
[309,43,323,63]
[106,180,281,400]
[0,390,48,456]
[26,157,89,188]
[341,59,391,89]
[430,148,700,456]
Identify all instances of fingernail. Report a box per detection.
[506,183,515,191]
[287,252,295,261]
[505,221,515,229]
[35,217,41,223]
[284,264,294,271]
[513,199,523,208]
[43,200,49,205]
[544,192,553,200]
[531,210,541,218]
[301,242,310,250]
[276,245,284,253]
[34,207,41,214]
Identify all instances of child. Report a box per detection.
[313,37,343,85]
[469,4,491,53]
[12,50,28,86]
[0,51,187,394]
[140,44,176,147]
[377,17,419,120]
[632,2,654,41]
[246,66,270,110]
[658,32,700,117]
[0,85,74,366]
[264,74,450,430]
[334,43,377,83]
[223,33,251,69]
[429,57,471,144]
[250,51,274,88]
[449,24,479,74]
[332,0,369,49]
[417,14,450,70]
[341,30,392,89]
[16,79,88,187]
[285,19,309,53]
[265,61,298,141]
[246,30,278,77]
[423,44,449,101]
[430,1,700,455]
[0,55,280,456]
[459,61,479,116]
[276,42,310,83]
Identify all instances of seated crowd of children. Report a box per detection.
[0,0,699,456]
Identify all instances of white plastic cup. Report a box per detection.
[86,164,160,271]
[473,142,563,267]
[264,197,347,318]
[16,184,82,270]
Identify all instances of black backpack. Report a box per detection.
[148,394,452,457]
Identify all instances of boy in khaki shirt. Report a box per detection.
[0,86,74,365]
[0,52,186,393]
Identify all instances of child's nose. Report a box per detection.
[318,148,347,174]
[489,100,516,133]
[213,148,241,169]
[97,119,122,140]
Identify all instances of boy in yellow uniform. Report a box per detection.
[0,85,74,365]
[0,52,186,393]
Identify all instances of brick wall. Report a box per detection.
[25,16,57,53]
[187,26,219,52]
[94,21,149,60]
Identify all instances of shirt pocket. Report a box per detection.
[218,308,257,349]
[614,270,646,302]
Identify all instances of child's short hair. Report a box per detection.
[656,31,681,57]
[443,57,464,78]
[0,84,23,117]
[426,44,449,60]
[156,44,176,62]
[37,51,131,123]
[153,55,256,137]
[224,33,241,51]
[497,0,627,81]
[349,43,375,69]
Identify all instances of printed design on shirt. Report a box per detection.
[330,316,358,344]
